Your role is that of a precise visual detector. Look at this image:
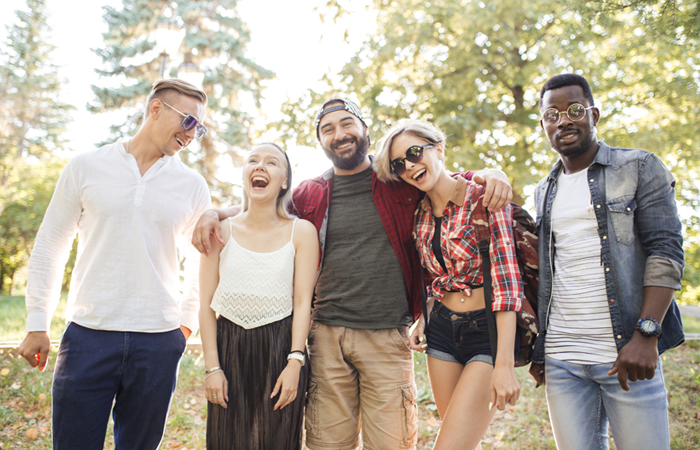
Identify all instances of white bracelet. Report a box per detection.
[287,353,305,366]
[205,366,221,374]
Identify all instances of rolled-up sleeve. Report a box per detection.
[635,154,684,290]
[489,205,524,312]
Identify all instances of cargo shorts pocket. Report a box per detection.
[305,375,320,439]
[399,381,418,448]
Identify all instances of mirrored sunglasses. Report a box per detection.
[390,144,433,176]
[541,103,595,125]
[161,101,208,140]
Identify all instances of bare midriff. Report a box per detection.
[440,288,486,313]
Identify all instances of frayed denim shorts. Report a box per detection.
[425,301,506,366]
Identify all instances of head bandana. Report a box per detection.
[314,98,367,140]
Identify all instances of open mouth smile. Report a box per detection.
[251,175,269,189]
[175,136,187,148]
[411,168,427,182]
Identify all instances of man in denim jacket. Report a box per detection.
[528,73,684,450]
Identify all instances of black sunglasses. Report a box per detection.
[162,101,208,140]
[390,144,433,176]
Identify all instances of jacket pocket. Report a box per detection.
[607,196,636,246]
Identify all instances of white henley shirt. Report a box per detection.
[25,139,211,334]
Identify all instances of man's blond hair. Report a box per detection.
[145,79,207,117]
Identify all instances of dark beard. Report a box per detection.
[554,129,595,160]
[322,132,370,171]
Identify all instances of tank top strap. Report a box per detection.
[227,217,234,240]
[290,217,298,242]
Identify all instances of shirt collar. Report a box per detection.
[419,174,467,212]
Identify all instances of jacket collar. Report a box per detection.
[546,140,611,182]
[419,174,467,212]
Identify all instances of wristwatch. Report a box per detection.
[287,353,305,366]
[635,317,663,338]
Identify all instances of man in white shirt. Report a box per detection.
[18,79,212,450]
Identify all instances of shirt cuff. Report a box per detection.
[180,311,199,336]
[644,255,684,290]
[25,312,50,333]
[492,296,523,312]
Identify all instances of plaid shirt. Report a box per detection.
[291,158,475,321]
[414,176,523,312]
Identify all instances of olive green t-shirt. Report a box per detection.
[313,166,411,328]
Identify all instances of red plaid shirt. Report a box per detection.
[291,159,474,321]
[414,175,523,312]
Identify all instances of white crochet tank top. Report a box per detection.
[210,218,296,329]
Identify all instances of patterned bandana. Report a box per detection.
[314,98,367,139]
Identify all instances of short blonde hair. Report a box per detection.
[375,119,445,182]
[242,143,295,220]
[145,78,207,117]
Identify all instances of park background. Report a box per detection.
[0,0,699,448]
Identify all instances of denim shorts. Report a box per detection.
[425,302,494,366]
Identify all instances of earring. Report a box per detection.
[282,184,288,189]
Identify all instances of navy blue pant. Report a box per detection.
[52,322,186,450]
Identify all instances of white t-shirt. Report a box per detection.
[545,168,618,364]
[25,139,211,333]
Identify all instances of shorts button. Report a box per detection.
[451,314,459,321]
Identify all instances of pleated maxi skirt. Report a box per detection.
[206,315,308,450]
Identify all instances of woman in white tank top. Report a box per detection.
[198,143,319,450]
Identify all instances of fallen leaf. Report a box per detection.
[0,368,9,376]
[39,394,46,400]
[26,428,39,439]
[189,398,196,405]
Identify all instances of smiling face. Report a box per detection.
[389,132,445,193]
[153,93,206,157]
[242,144,289,207]
[540,85,600,171]
[317,106,370,171]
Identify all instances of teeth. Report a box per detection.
[412,169,426,180]
[175,137,184,147]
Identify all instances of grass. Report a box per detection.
[0,295,68,341]
[2,295,699,449]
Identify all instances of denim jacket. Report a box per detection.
[532,142,685,364]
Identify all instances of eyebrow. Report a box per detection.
[320,114,356,130]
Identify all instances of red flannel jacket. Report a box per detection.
[291,159,473,321]
[414,175,523,312]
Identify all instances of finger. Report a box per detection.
[497,391,507,411]
[510,388,520,405]
[270,379,282,398]
[224,378,229,402]
[607,361,618,376]
[472,174,486,187]
[489,387,496,411]
[487,185,507,211]
[482,182,495,207]
[617,367,630,391]
[214,226,224,245]
[38,350,49,371]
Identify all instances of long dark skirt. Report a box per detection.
[207,315,308,450]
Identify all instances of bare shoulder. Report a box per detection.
[293,219,319,245]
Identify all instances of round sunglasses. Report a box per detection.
[390,144,433,176]
[162,101,208,140]
[541,103,595,125]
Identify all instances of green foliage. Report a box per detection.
[0,159,66,295]
[0,0,73,215]
[562,0,700,37]
[276,0,700,302]
[89,0,273,205]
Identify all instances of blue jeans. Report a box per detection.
[544,355,670,450]
[52,322,186,450]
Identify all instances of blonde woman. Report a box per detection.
[376,120,523,450]
[199,143,319,450]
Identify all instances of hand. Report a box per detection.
[180,326,192,340]
[18,332,51,371]
[490,365,520,411]
[408,318,427,352]
[192,210,224,256]
[608,332,659,391]
[529,362,546,387]
[271,361,301,410]
[205,371,228,408]
[472,169,513,211]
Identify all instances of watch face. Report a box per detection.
[640,320,657,334]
